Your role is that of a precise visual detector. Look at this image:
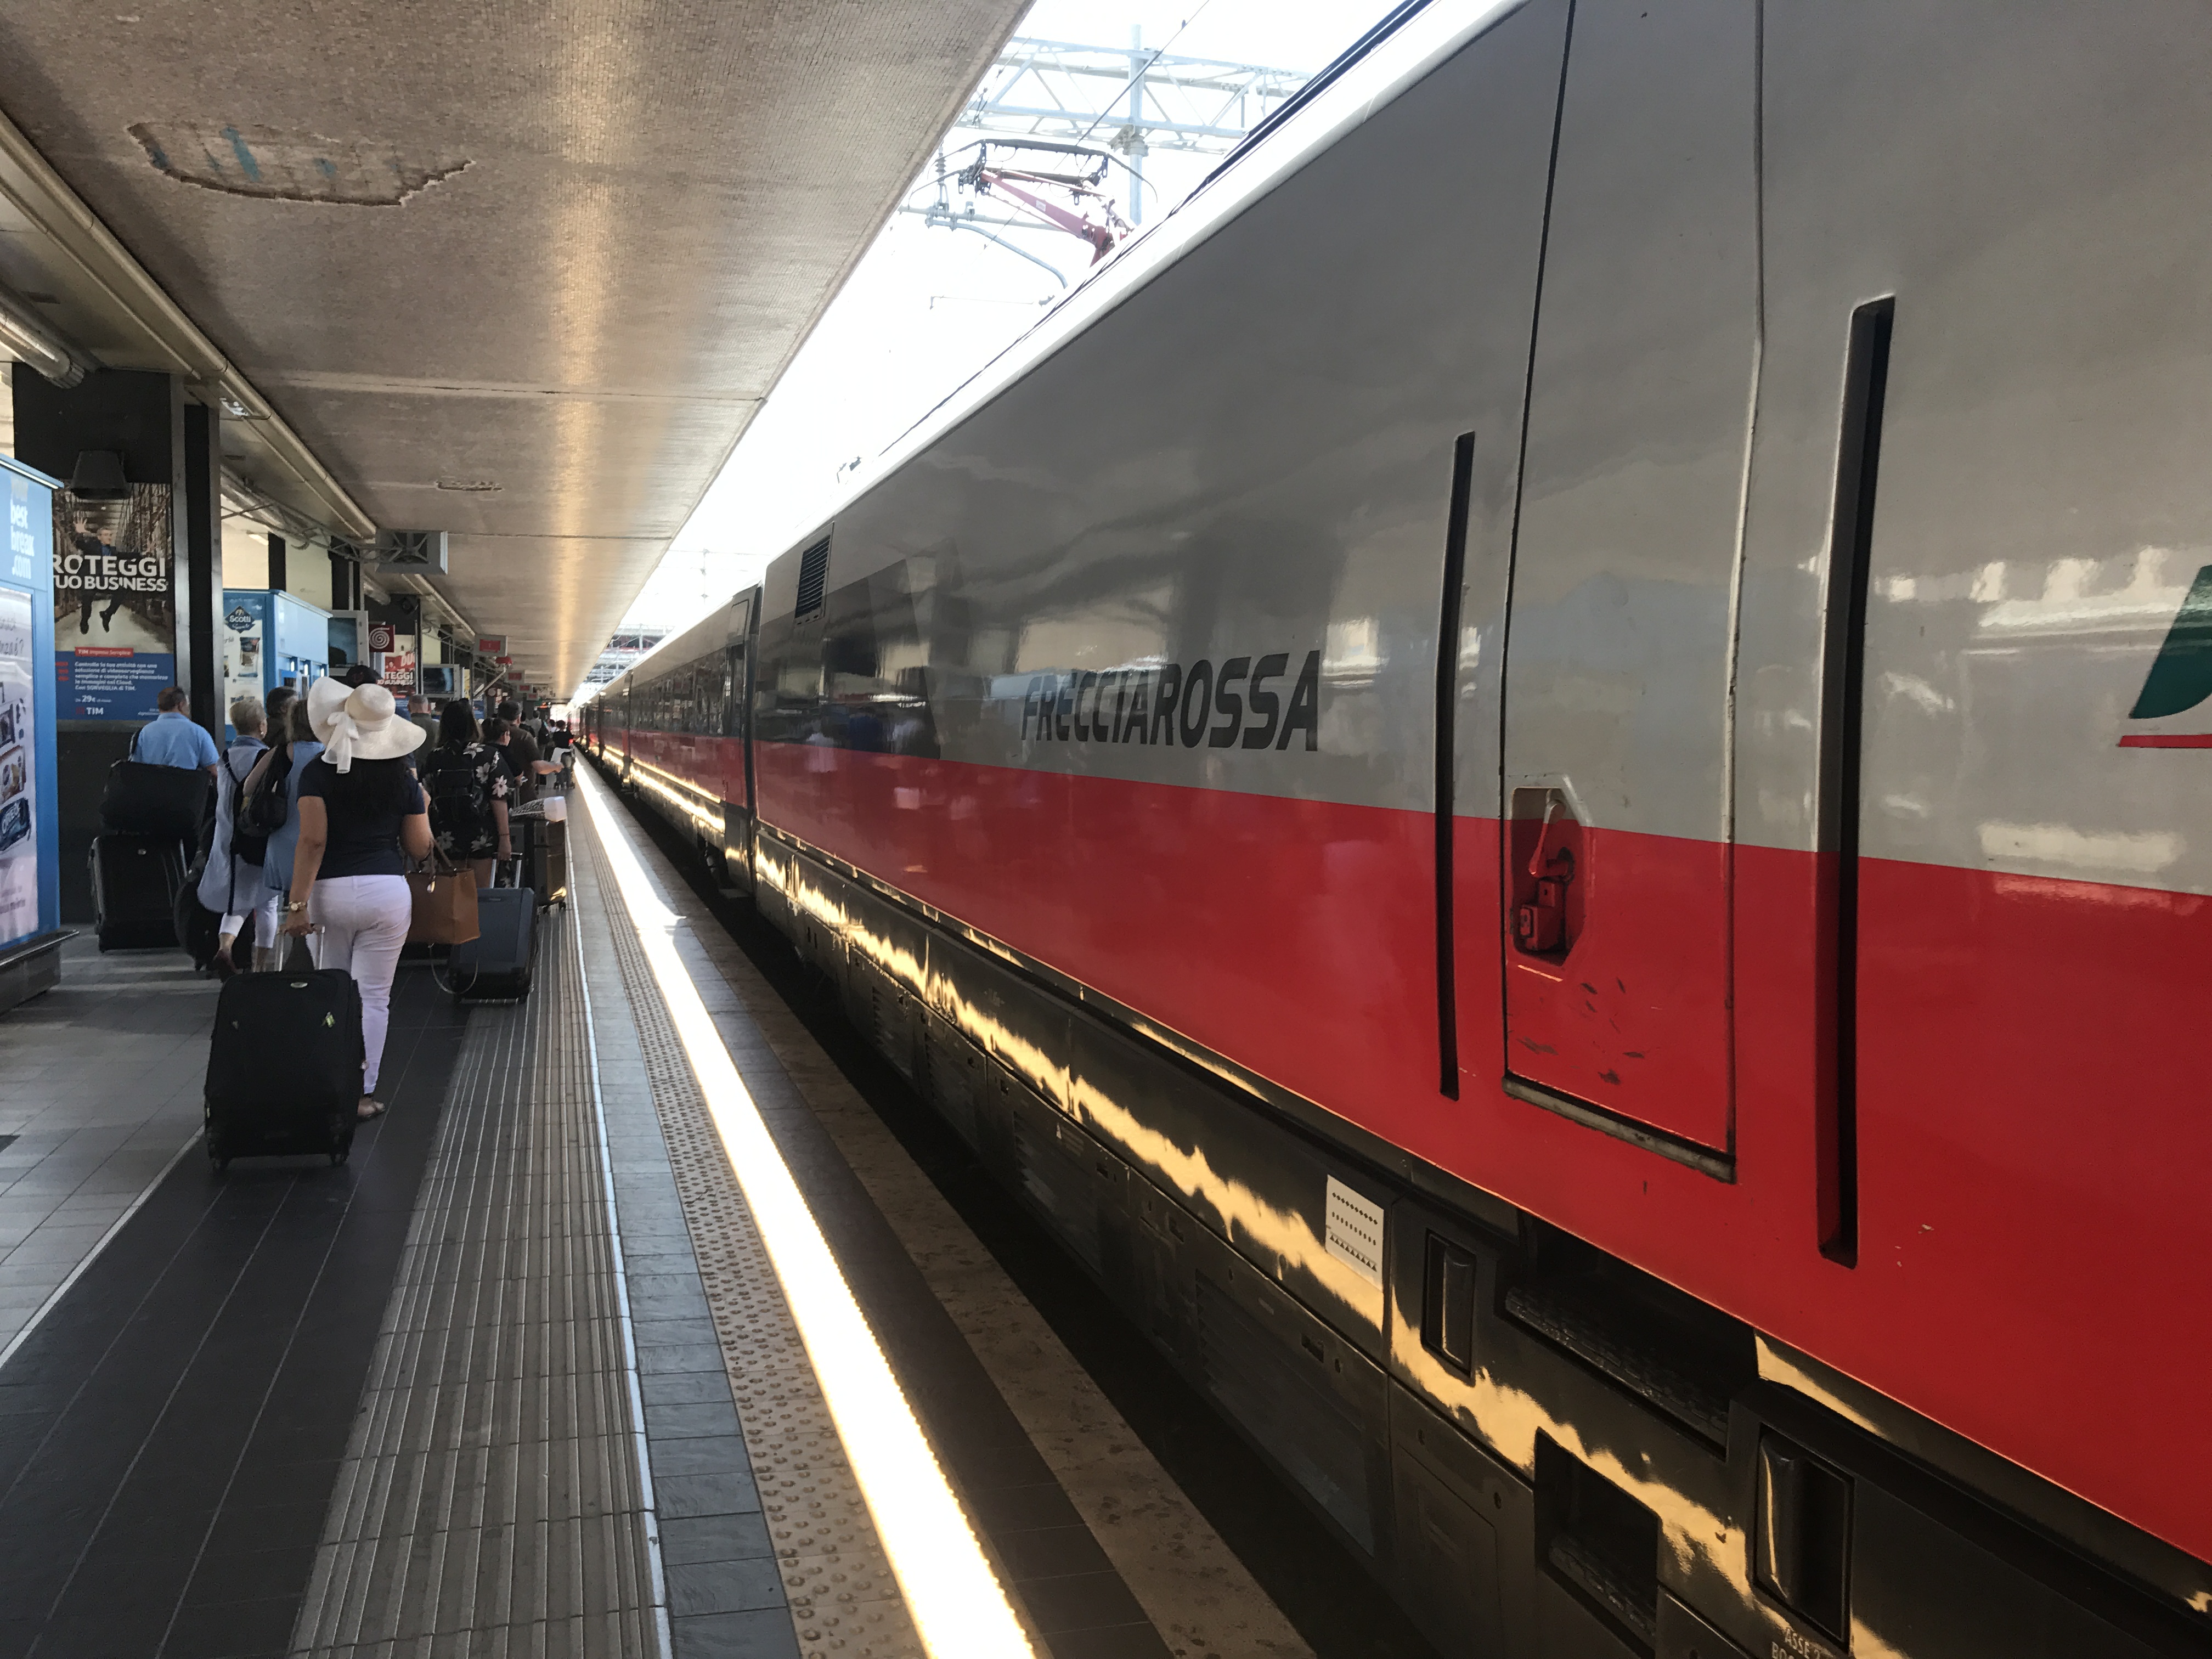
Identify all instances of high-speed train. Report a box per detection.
[577,2,2212,1653]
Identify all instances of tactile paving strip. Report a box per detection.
[584,818,926,1659]
[290,909,661,1658]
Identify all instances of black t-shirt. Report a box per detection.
[297,757,427,879]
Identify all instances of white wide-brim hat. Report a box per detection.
[308,675,426,771]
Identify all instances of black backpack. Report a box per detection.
[226,749,270,866]
[241,746,293,836]
[425,746,487,851]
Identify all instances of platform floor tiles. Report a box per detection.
[0,955,462,1656]
[0,934,215,1355]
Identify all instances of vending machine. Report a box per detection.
[0,454,63,1012]
[221,588,334,734]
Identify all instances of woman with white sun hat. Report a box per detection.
[279,676,433,1120]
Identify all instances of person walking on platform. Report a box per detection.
[245,692,319,969]
[423,698,511,888]
[196,697,276,978]
[279,678,430,1121]
[135,687,218,776]
[492,701,552,803]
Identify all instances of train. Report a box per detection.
[575,2,2212,1654]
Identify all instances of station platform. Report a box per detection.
[0,768,1311,1659]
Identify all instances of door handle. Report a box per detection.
[1511,789,1580,957]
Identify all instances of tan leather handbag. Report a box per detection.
[407,857,480,945]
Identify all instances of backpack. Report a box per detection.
[225,748,270,866]
[241,746,293,836]
[425,746,487,852]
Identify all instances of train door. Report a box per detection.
[727,592,754,812]
[1493,0,1758,1161]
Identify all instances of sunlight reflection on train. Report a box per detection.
[820,869,1385,1331]
[624,757,724,839]
[580,771,1035,1659]
[1389,1301,1750,1605]
[1075,1081,1383,1331]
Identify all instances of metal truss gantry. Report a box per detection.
[927,31,1306,233]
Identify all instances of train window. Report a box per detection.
[1420,1234,1477,1376]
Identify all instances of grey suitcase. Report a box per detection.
[444,883,534,1001]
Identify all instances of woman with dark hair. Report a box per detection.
[279,678,431,1120]
[252,692,324,971]
[422,698,511,887]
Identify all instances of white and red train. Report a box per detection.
[577,2,2212,1653]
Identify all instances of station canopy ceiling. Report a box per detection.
[0,0,1028,693]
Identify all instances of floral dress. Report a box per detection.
[424,740,511,861]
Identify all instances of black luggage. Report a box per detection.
[100,737,212,840]
[173,875,223,970]
[91,834,183,951]
[513,811,568,908]
[203,969,363,1169]
[173,843,249,972]
[444,884,534,1001]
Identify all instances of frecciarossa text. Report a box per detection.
[1018,651,1321,751]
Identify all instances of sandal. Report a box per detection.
[357,1097,387,1120]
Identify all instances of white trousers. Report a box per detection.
[310,874,410,1094]
[221,889,281,949]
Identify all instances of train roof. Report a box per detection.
[755,0,1517,577]
[572,586,759,707]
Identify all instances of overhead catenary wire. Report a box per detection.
[1070,3,1220,148]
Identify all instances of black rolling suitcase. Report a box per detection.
[203,969,363,1168]
[512,810,568,907]
[444,883,535,1002]
[91,833,183,950]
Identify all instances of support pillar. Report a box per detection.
[181,400,224,732]
[10,369,224,921]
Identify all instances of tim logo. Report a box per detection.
[2122,565,2212,748]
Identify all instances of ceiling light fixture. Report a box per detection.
[0,281,93,389]
[434,477,501,492]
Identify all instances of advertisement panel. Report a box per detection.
[51,484,174,720]
[2,456,59,955]
[222,594,267,719]
[379,635,417,692]
[0,584,36,946]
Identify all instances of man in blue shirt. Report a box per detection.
[135,687,219,775]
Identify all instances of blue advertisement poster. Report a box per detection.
[50,484,174,720]
[0,584,37,946]
[3,453,59,951]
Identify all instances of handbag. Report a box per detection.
[100,728,213,840]
[406,857,481,945]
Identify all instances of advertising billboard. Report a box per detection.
[3,455,60,952]
[51,484,174,720]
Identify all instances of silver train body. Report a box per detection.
[582,3,2212,1655]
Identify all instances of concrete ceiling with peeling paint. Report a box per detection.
[0,0,1029,693]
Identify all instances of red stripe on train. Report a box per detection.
[749,741,2212,1564]
[2118,733,2212,747]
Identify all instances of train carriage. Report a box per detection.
[578,2,2212,1653]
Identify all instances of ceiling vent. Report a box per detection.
[375,529,448,575]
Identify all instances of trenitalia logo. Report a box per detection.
[2122,565,2212,748]
[1019,651,1322,751]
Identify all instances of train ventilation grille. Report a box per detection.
[1505,1284,1730,1447]
[795,536,831,620]
[1323,1176,1385,1288]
